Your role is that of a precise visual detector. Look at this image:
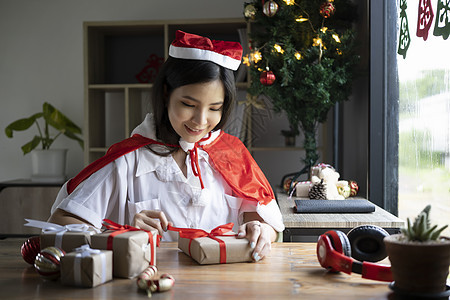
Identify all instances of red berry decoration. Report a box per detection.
[21,236,41,265]
[260,70,276,86]
[349,180,359,197]
[319,1,336,18]
[34,247,65,280]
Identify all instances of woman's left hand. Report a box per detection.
[236,220,275,262]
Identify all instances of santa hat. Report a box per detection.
[169,30,243,71]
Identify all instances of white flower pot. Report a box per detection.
[31,149,68,183]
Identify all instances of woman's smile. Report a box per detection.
[168,79,225,143]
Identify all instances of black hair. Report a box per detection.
[150,57,236,149]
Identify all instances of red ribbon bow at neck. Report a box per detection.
[168,223,235,264]
[102,219,161,265]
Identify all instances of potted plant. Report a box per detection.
[384,205,450,297]
[4,102,83,182]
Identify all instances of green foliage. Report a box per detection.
[4,102,84,154]
[401,205,449,241]
[245,0,359,167]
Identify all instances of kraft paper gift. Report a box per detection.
[61,245,113,288]
[24,219,98,252]
[90,219,159,278]
[169,223,253,265]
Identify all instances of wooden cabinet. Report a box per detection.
[83,19,249,164]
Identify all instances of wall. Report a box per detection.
[0,0,369,195]
[0,0,244,181]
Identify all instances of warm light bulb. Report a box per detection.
[296,16,308,22]
[320,27,328,33]
[243,55,250,66]
[332,34,341,43]
[313,37,323,47]
[274,44,284,54]
[283,0,295,5]
[294,52,302,60]
[251,50,262,63]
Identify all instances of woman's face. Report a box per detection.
[167,79,225,144]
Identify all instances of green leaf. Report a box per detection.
[21,135,42,155]
[4,113,42,137]
[43,102,82,135]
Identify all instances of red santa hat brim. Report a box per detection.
[169,30,243,71]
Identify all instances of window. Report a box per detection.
[397,0,450,235]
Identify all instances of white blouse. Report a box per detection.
[51,114,285,241]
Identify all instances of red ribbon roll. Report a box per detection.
[168,223,234,264]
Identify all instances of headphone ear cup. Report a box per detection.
[347,225,389,262]
[333,230,352,257]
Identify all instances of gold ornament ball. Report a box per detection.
[263,0,279,17]
[244,4,257,19]
[34,246,65,280]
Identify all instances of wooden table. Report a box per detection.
[277,191,406,242]
[0,238,398,299]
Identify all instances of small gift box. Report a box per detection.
[61,244,113,288]
[24,219,99,252]
[90,219,159,278]
[169,223,253,265]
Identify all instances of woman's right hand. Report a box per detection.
[132,210,171,236]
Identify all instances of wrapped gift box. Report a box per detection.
[170,223,253,265]
[61,245,113,288]
[24,219,98,253]
[90,220,159,278]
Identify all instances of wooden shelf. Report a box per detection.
[83,18,248,165]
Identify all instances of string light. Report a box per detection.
[242,55,250,66]
[273,44,285,54]
[320,27,328,33]
[250,50,262,63]
[312,37,323,47]
[296,16,308,22]
[332,33,341,43]
[283,0,295,5]
[294,52,302,60]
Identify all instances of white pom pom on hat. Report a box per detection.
[169,30,243,71]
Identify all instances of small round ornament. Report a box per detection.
[337,185,351,198]
[260,70,276,86]
[263,0,279,17]
[244,3,257,20]
[21,236,41,265]
[319,1,336,18]
[349,180,359,197]
[34,246,65,280]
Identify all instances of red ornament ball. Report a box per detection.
[349,180,359,197]
[34,247,65,280]
[21,236,41,265]
[319,2,336,18]
[260,70,276,86]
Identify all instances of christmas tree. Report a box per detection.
[244,0,359,175]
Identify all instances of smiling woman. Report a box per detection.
[48,31,285,263]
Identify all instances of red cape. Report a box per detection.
[67,132,274,206]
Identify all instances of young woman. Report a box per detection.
[48,31,284,262]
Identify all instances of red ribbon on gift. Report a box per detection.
[167,223,234,264]
[102,219,161,265]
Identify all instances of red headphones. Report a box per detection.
[316,225,393,282]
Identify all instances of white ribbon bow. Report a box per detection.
[24,219,99,249]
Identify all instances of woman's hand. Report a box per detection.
[236,220,276,262]
[132,210,171,236]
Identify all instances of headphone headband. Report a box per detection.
[317,232,393,282]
